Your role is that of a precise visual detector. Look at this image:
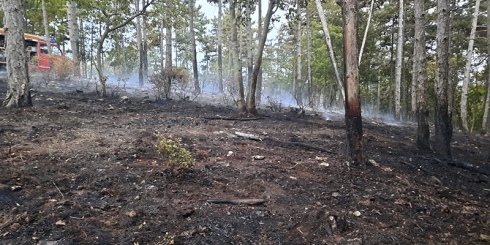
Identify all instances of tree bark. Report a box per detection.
[257,0,263,104]
[66,0,80,75]
[461,0,481,132]
[434,0,452,158]
[295,1,303,106]
[306,8,313,107]
[42,0,53,68]
[190,0,200,94]
[165,26,172,98]
[413,0,430,149]
[231,0,247,113]
[483,0,490,134]
[135,0,144,86]
[142,0,148,84]
[340,0,366,167]
[246,2,253,100]
[246,0,276,115]
[2,0,32,108]
[217,0,224,93]
[314,0,345,102]
[394,0,404,120]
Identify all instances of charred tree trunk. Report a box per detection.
[434,0,452,158]
[340,0,366,167]
[2,0,32,108]
[413,0,430,149]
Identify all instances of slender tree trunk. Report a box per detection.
[2,0,32,107]
[358,0,375,65]
[42,0,52,68]
[306,8,313,107]
[340,0,366,167]
[482,0,490,134]
[231,0,247,113]
[377,77,381,114]
[413,0,430,149]
[314,0,345,102]
[218,0,224,93]
[135,0,144,86]
[165,26,172,98]
[295,2,303,106]
[246,3,253,101]
[434,0,452,158]
[66,0,80,75]
[461,0,481,131]
[246,0,276,115]
[257,0,263,104]
[190,0,200,94]
[394,0,404,120]
[142,0,148,83]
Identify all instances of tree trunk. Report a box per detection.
[394,0,404,120]
[217,0,224,93]
[340,0,366,167]
[434,0,452,158]
[295,1,303,106]
[2,0,32,108]
[246,3,253,101]
[190,0,200,94]
[142,0,148,84]
[165,26,172,98]
[461,0,481,132]
[413,0,430,150]
[314,0,345,102]
[42,0,53,68]
[246,0,276,115]
[135,0,144,86]
[66,0,80,75]
[483,0,490,134]
[257,0,263,104]
[358,0,375,65]
[231,0,247,113]
[306,9,313,107]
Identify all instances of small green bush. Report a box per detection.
[156,133,195,170]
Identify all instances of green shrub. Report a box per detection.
[155,133,195,171]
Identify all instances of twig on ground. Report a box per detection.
[235,132,263,141]
[399,161,437,176]
[53,181,65,199]
[207,199,266,205]
[204,116,263,121]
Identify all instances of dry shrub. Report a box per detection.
[155,133,195,171]
[53,56,75,81]
[149,67,190,100]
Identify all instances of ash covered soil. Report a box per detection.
[0,78,489,245]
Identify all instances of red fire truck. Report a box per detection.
[0,28,64,72]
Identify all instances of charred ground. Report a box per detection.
[0,79,489,244]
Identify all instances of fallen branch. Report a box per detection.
[235,132,262,141]
[432,157,488,176]
[207,199,266,205]
[204,117,263,121]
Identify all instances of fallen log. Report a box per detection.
[207,199,266,205]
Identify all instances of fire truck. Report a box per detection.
[0,28,64,72]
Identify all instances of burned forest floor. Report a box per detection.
[0,78,490,245]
